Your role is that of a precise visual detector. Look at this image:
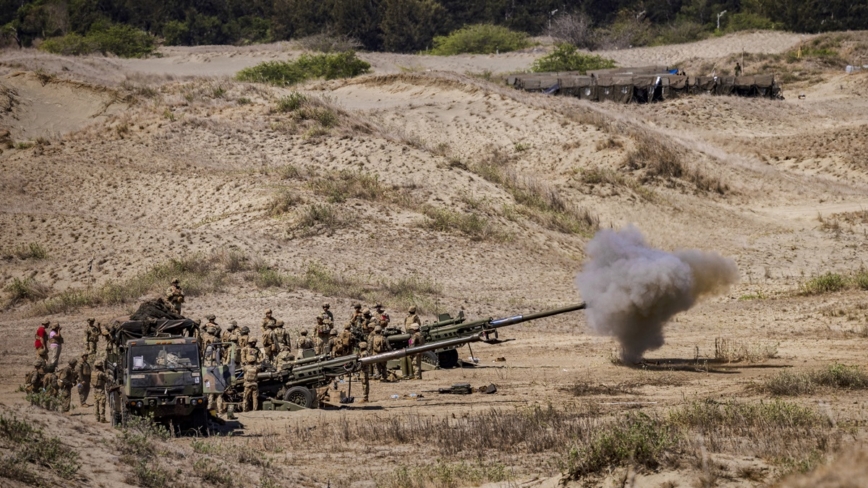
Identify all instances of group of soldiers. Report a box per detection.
[26,318,110,422]
[25,276,432,419]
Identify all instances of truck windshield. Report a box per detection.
[130,344,200,371]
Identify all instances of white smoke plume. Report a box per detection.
[576,226,738,363]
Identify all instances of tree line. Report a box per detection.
[2,0,866,53]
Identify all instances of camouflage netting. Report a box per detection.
[130,298,184,321]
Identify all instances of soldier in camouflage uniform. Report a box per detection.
[370,326,391,381]
[357,341,370,403]
[242,338,261,365]
[374,303,390,328]
[166,278,184,314]
[92,362,108,422]
[242,364,259,412]
[42,366,58,410]
[58,358,79,413]
[25,360,45,404]
[274,320,291,352]
[404,306,421,333]
[347,303,364,328]
[75,353,92,406]
[336,324,354,357]
[408,324,425,380]
[201,322,221,411]
[261,322,278,361]
[361,308,378,335]
[314,316,330,354]
[297,330,315,350]
[324,329,339,357]
[84,318,100,357]
[321,303,334,326]
[237,326,250,366]
[261,309,277,330]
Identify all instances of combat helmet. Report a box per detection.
[322,303,330,309]
[240,326,250,334]
[374,325,382,333]
[408,306,416,313]
[171,278,180,284]
[249,337,258,345]
[228,321,238,329]
[68,358,77,366]
[206,314,216,322]
[330,329,338,336]
[300,330,308,336]
[358,341,368,350]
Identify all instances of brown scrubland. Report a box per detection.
[2,30,868,487]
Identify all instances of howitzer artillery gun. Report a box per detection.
[381,303,587,368]
[225,308,580,410]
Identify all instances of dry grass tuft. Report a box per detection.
[625,136,728,195]
[757,364,868,396]
[419,206,502,242]
[714,337,779,363]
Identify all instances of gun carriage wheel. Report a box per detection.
[283,386,316,409]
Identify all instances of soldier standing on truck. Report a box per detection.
[357,341,370,403]
[85,318,100,357]
[58,358,79,413]
[404,306,421,333]
[261,309,277,330]
[92,362,108,423]
[408,324,425,380]
[75,353,92,407]
[166,278,184,314]
[242,364,259,412]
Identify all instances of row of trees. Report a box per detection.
[2,0,867,53]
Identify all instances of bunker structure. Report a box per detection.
[507,66,782,103]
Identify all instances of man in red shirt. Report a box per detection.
[35,320,48,362]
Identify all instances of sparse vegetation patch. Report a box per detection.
[430,24,529,55]
[0,413,81,483]
[237,51,370,87]
[757,364,868,396]
[531,44,616,73]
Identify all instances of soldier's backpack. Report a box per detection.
[340,331,352,349]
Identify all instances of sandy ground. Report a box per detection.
[1,30,868,487]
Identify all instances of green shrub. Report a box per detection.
[530,44,615,73]
[651,21,709,46]
[430,24,529,55]
[275,92,308,112]
[725,12,777,32]
[569,413,674,477]
[40,23,154,58]
[39,33,98,55]
[236,51,370,86]
[812,363,868,389]
[801,272,847,295]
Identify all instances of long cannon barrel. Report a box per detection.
[359,333,486,367]
[487,303,586,328]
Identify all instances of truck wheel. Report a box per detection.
[437,349,459,369]
[283,386,315,409]
[422,351,439,367]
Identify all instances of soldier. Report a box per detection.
[84,318,100,357]
[374,303,390,328]
[274,320,291,352]
[243,338,261,365]
[336,324,354,357]
[166,278,185,314]
[370,326,391,381]
[325,329,339,357]
[261,322,278,361]
[734,62,742,76]
[101,321,116,357]
[238,326,250,355]
[47,323,64,371]
[204,314,222,341]
[200,322,221,411]
[58,358,79,413]
[92,362,108,423]
[75,353,92,407]
[404,306,422,332]
[261,309,277,330]
[242,364,259,412]
[25,360,44,404]
[35,319,49,362]
[408,324,425,380]
[321,303,334,326]
[357,342,370,403]
[298,330,315,350]
[200,318,220,355]
[222,321,239,343]
[314,316,331,354]
[347,303,364,328]
[42,366,58,410]
[361,308,378,334]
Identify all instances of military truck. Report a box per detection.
[105,316,232,430]
[381,303,587,368]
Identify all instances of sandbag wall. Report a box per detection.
[508,70,782,103]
